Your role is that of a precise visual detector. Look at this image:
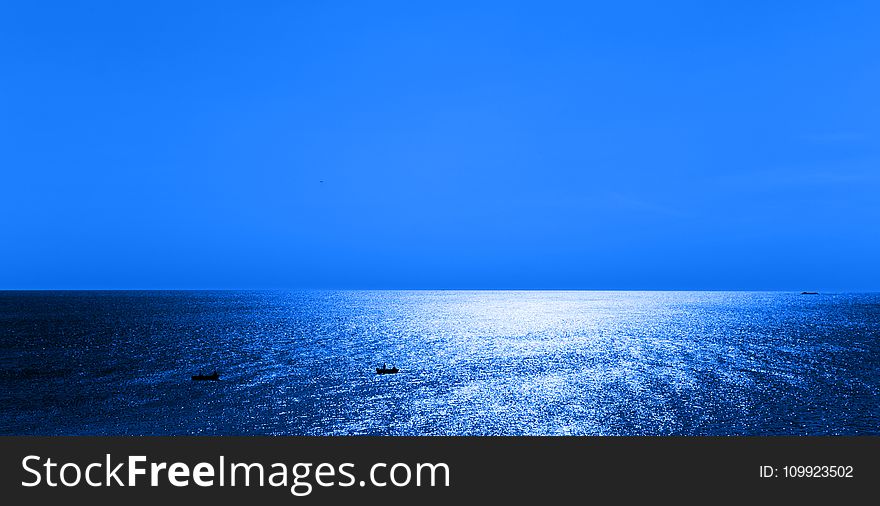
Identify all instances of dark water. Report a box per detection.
[0,291,878,435]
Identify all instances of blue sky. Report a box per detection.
[1,1,878,289]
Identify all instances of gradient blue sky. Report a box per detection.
[1,1,878,290]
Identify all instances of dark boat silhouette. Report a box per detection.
[801,291,819,295]
[376,364,399,375]
[192,371,220,381]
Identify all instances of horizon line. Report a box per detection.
[0,288,859,293]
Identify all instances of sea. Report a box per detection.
[0,291,877,435]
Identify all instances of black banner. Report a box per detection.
[0,437,875,504]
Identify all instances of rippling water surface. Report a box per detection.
[1,291,878,435]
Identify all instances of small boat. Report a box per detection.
[376,364,399,375]
[801,291,819,295]
[192,371,220,381]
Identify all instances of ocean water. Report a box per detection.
[0,291,877,435]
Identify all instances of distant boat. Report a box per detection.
[376,364,399,375]
[801,291,819,295]
[192,371,220,381]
